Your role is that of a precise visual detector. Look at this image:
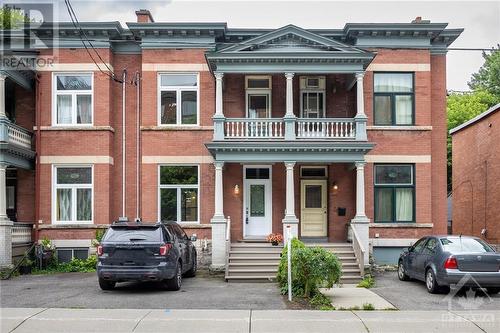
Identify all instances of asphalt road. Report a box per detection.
[371,271,500,310]
[0,271,286,310]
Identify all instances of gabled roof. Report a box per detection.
[449,103,500,135]
[218,24,366,54]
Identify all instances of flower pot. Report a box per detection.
[19,265,32,275]
[271,241,279,246]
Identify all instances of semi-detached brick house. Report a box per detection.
[0,10,462,279]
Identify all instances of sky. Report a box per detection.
[56,0,500,92]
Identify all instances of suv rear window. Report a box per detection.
[440,237,494,253]
[103,226,164,242]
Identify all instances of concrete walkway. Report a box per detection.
[2,308,500,333]
[320,286,397,310]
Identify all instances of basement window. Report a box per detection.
[56,248,89,263]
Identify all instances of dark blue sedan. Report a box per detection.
[398,235,500,294]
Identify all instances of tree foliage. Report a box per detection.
[0,6,30,29]
[468,46,500,97]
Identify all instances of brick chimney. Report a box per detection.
[411,16,430,24]
[136,9,154,23]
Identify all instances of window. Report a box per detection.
[373,73,414,125]
[53,166,93,223]
[300,76,326,118]
[56,248,89,263]
[53,73,93,125]
[159,73,199,125]
[411,237,427,253]
[246,76,271,118]
[374,164,414,223]
[159,166,199,223]
[300,166,327,178]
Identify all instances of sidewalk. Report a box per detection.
[1,308,499,333]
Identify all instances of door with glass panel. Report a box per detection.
[301,91,325,118]
[244,167,272,238]
[300,180,327,237]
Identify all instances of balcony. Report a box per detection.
[219,117,357,140]
[0,117,35,169]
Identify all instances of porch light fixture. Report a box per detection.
[234,184,240,195]
[332,182,339,191]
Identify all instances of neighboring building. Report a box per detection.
[0,11,462,270]
[450,103,500,248]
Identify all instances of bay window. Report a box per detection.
[159,73,199,125]
[159,165,199,223]
[54,166,93,223]
[53,74,93,125]
[374,164,414,222]
[374,73,414,125]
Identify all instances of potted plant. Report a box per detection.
[266,233,283,246]
[19,258,33,275]
[40,237,55,268]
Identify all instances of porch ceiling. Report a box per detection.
[205,141,374,163]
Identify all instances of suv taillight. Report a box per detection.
[444,257,458,269]
[97,245,103,256]
[159,244,172,256]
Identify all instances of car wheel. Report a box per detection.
[165,262,182,291]
[185,254,197,278]
[486,287,500,294]
[425,269,440,294]
[98,278,116,291]
[398,260,410,281]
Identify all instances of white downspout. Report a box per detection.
[135,71,141,222]
[121,69,127,219]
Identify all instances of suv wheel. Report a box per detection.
[185,254,197,278]
[165,263,182,291]
[99,278,116,291]
[398,260,409,281]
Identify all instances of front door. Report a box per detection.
[300,180,327,237]
[244,167,272,238]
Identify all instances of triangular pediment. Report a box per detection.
[219,24,364,54]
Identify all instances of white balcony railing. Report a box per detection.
[0,118,33,149]
[296,118,355,139]
[11,223,33,244]
[225,118,284,139]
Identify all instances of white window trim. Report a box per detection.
[157,73,200,126]
[158,164,200,223]
[245,75,272,118]
[374,164,414,186]
[51,72,94,126]
[52,164,94,225]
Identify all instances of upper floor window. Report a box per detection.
[246,76,271,118]
[53,74,93,125]
[53,166,93,224]
[374,164,414,223]
[373,73,414,126]
[159,73,199,125]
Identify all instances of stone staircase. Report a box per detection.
[225,242,363,284]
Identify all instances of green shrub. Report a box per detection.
[33,255,97,274]
[277,238,342,298]
[310,292,333,309]
[362,303,375,310]
[357,275,375,288]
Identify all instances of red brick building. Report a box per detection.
[0,11,462,271]
[450,103,500,247]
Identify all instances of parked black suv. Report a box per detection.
[97,221,197,291]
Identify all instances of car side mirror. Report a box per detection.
[407,246,414,253]
[190,234,197,242]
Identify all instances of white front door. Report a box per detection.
[300,179,327,237]
[244,167,272,238]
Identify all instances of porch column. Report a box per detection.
[0,73,6,118]
[211,161,226,269]
[282,161,298,242]
[0,163,13,267]
[351,161,369,265]
[213,72,225,141]
[354,72,368,141]
[284,72,296,140]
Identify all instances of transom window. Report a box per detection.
[53,73,93,125]
[159,73,199,125]
[374,73,414,125]
[246,76,271,118]
[53,166,93,223]
[374,164,414,223]
[159,166,199,223]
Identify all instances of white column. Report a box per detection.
[354,72,367,141]
[0,164,13,267]
[351,161,369,267]
[214,72,224,117]
[285,72,294,117]
[282,161,298,241]
[0,73,6,118]
[210,161,226,269]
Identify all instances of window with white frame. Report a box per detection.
[159,74,199,125]
[159,166,199,223]
[53,74,93,125]
[54,166,93,223]
[246,76,272,118]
